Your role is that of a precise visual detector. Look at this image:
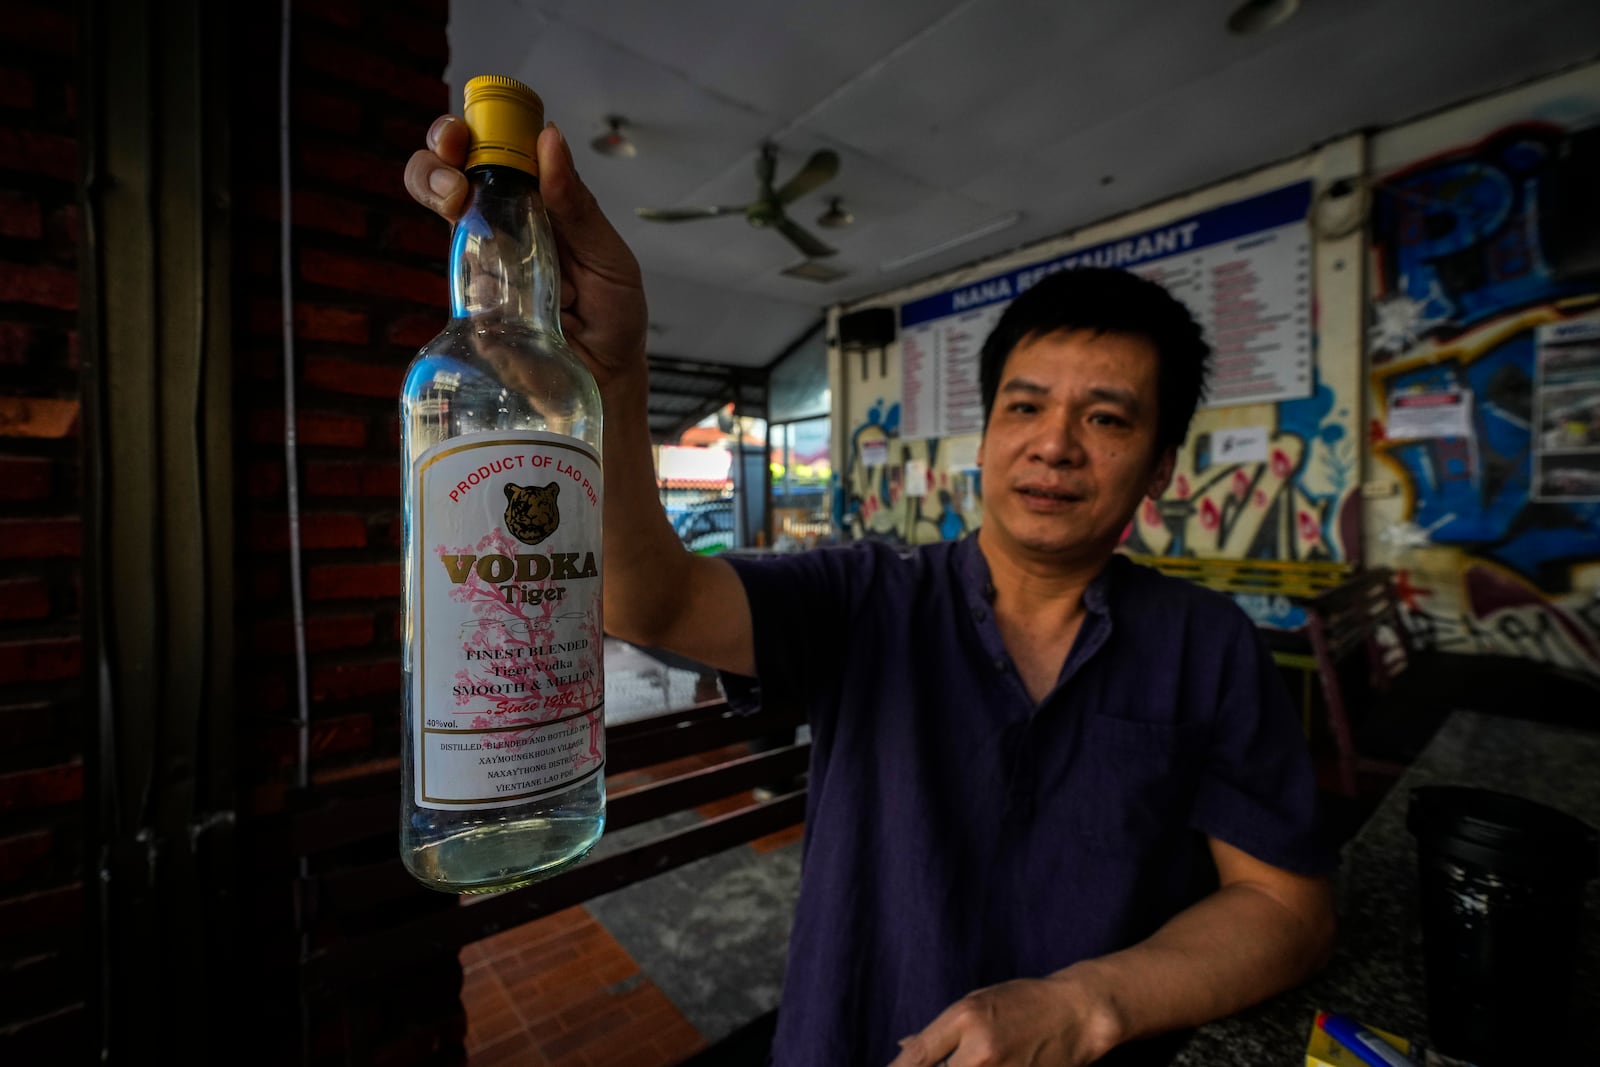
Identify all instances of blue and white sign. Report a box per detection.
[898,182,1314,438]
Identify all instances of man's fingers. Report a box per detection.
[536,124,641,285]
[402,115,470,221]
[427,114,469,167]
[404,149,468,222]
[886,1029,956,1067]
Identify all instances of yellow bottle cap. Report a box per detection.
[463,75,544,176]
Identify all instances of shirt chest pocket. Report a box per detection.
[1058,714,1208,854]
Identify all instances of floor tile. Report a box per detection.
[463,903,709,1066]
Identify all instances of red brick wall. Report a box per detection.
[233,0,448,796]
[229,0,466,1061]
[3,0,467,1059]
[0,1,88,1054]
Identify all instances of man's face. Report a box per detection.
[977,328,1174,568]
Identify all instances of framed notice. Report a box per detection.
[1533,313,1600,502]
[898,182,1314,436]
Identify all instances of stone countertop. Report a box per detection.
[1172,710,1600,1065]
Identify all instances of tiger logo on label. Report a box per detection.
[503,481,561,546]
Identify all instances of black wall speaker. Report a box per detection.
[836,306,897,350]
[1538,127,1600,281]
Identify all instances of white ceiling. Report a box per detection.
[448,0,1600,370]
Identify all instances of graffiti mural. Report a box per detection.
[839,397,982,544]
[1392,556,1600,674]
[838,373,1359,564]
[1369,125,1592,358]
[1125,375,1358,563]
[1367,118,1600,675]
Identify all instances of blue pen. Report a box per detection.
[1317,1011,1418,1067]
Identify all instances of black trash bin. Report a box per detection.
[1406,786,1599,1066]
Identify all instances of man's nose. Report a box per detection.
[1031,413,1086,466]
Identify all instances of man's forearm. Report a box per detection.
[591,371,756,674]
[597,373,692,643]
[887,874,1334,1067]
[1058,878,1336,1052]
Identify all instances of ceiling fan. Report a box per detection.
[636,142,843,259]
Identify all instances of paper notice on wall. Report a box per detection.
[899,327,939,440]
[899,304,1003,439]
[1386,389,1473,440]
[943,434,981,471]
[1211,426,1270,464]
[860,439,890,468]
[904,459,929,496]
[1533,313,1600,501]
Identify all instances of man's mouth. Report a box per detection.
[1017,485,1084,503]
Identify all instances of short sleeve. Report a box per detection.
[1188,613,1338,875]
[722,544,878,724]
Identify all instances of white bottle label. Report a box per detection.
[410,431,604,810]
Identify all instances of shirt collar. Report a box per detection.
[956,533,1122,616]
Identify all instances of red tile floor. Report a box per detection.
[460,746,803,1067]
[461,904,704,1067]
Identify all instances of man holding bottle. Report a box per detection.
[404,113,1335,1067]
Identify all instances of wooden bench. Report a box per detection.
[286,698,808,1062]
[1124,554,1355,602]
[1125,554,1412,798]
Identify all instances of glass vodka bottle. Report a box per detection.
[399,75,605,893]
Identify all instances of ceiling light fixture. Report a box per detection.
[590,115,637,158]
[1226,0,1300,35]
[816,197,854,230]
[877,212,1022,274]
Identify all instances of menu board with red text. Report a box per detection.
[898,183,1314,437]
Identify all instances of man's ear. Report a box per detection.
[1147,447,1177,499]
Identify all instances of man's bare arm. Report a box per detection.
[890,839,1336,1066]
[598,373,755,676]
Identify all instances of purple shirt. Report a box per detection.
[727,537,1333,1067]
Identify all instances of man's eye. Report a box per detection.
[1008,402,1037,414]
[1090,412,1126,427]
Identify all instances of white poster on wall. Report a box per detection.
[1212,425,1271,463]
[942,434,981,471]
[898,304,1002,439]
[1533,313,1600,502]
[1385,388,1474,441]
[860,438,890,468]
[903,459,929,497]
[898,182,1315,437]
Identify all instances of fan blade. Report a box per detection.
[775,149,840,205]
[635,205,746,222]
[756,143,778,194]
[775,215,837,259]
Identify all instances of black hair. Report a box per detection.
[978,267,1211,451]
